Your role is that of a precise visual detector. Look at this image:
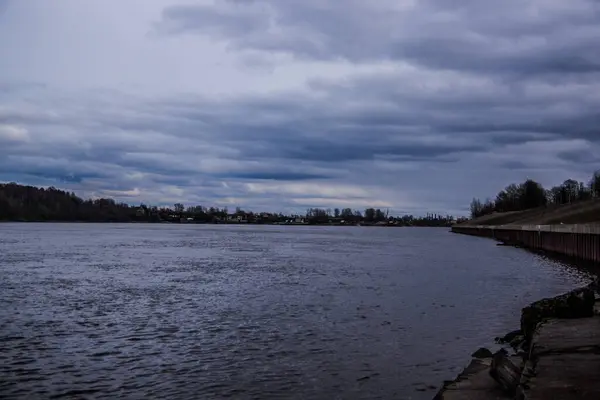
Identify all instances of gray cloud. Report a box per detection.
[218,171,330,181]
[0,0,599,215]
[0,0,9,16]
[2,71,596,215]
[159,2,269,36]
[158,0,600,77]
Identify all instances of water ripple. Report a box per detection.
[0,223,592,399]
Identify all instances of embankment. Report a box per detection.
[466,199,600,226]
[434,280,600,399]
[451,224,600,264]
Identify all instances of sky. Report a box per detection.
[1,0,599,216]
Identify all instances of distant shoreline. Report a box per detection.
[0,220,450,227]
[1,182,459,227]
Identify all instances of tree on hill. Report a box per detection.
[470,169,600,220]
[591,171,600,198]
[519,179,547,209]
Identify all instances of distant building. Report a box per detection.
[227,214,248,223]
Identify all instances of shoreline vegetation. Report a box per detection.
[0,182,463,227]
[461,198,600,227]
[469,170,600,221]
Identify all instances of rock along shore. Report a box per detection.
[434,277,600,400]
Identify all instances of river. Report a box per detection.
[0,223,592,399]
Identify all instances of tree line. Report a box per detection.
[302,207,456,226]
[0,182,461,226]
[470,170,600,219]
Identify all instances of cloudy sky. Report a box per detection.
[1,0,599,216]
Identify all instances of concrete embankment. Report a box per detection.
[434,279,600,399]
[451,224,600,264]
[442,223,600,398]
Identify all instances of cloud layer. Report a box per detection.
[1,0,599,215]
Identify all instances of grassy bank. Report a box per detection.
[461,199,600,226]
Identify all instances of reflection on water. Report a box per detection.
[0,224,591,399]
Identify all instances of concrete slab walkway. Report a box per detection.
[434,285,600,400]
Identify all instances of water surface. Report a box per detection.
[0,224,592,399]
